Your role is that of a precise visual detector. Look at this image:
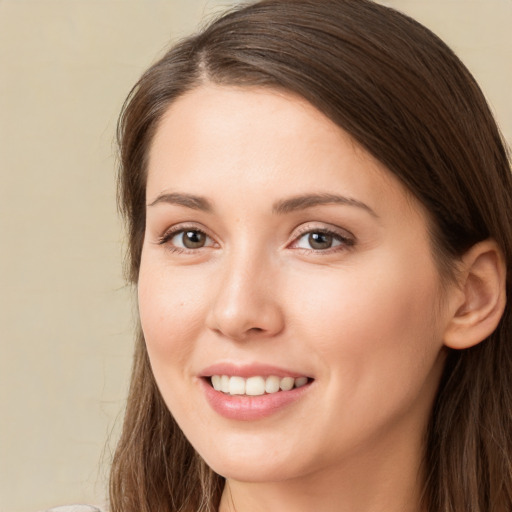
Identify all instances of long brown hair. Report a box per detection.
[111,1,512,510]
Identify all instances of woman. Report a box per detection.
[110,0,512,511]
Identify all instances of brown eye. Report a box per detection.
[293,229,351,251]
[162,228,214,250]
[308,232,334,250]
[181,230,207,249]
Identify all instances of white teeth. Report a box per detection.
[295,376,308,388]
[265,375,280,394]
[280,377,294,391]
[211,375,222,391]
[245,376,266,396]
[220,375,230,393]
[210,375,310,395]
[229,376,246,395]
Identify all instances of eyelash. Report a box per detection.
[156,224,355,254]
[157,225,215,254]
[291,226,355,253]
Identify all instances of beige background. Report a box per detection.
[0,1,510,511]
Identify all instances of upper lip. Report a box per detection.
[199,362,311,379]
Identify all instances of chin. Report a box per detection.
[192,433,312,484]
[206,457,303,484]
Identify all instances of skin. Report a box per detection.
[139,85,458,512]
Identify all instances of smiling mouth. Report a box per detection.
[208,375,313,396]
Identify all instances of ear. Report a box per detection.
[443,239,507,350]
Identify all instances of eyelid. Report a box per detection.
[291,222,355,240]
[288,223,356,251]
[157,223,218,249]
[155,221,354,253]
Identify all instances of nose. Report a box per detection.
[205,249,285,341]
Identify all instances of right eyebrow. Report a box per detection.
[272,192,378,218]
[147,192,213,212]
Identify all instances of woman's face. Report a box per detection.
[139,85,452,483]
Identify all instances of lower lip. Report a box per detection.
[200,378,312,421]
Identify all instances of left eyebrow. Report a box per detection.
[272,193,378,217]
[147,192,213,212]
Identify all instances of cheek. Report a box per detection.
[137,260,212,431]
[280,254,445,458]
[137,260,207,375]
[287,249,444,398]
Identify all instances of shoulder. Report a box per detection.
[42,507,103,512]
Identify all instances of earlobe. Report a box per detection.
[443,239,507,350]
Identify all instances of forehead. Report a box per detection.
[146,85,418,220]
[148,85,347,172]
